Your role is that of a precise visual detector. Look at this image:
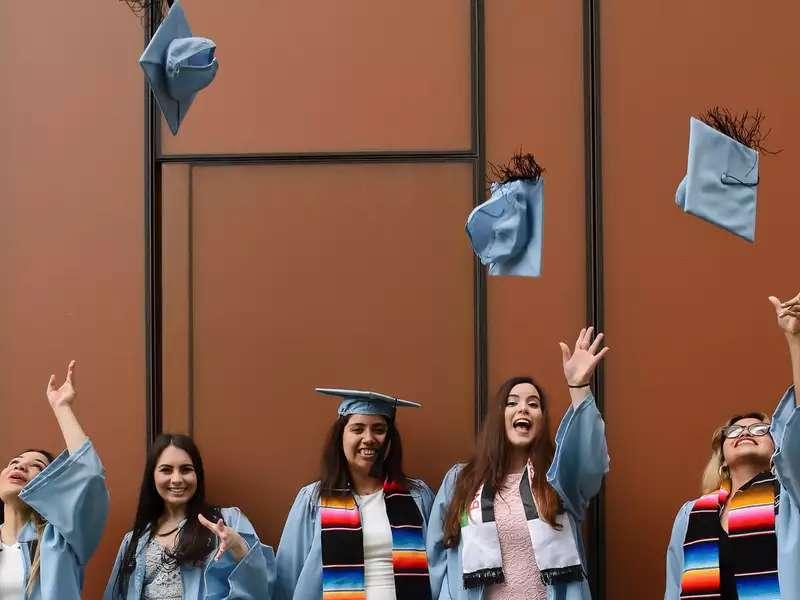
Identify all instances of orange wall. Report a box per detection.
[7,1,798,598]
[161,163,477,545]
[0,1,144,598]
[602,1,800,597]
[485,1,587,416]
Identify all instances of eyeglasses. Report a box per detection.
[722,423,770,439]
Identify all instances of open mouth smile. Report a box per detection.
[513,418,532,433]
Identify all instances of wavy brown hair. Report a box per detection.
[442,376,561,548]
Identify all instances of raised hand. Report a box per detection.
[47,360,77,409]
[770,295,800,336]
[198,513,249,562]
[559,327,610,387]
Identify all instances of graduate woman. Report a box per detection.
[103,433,274,600]
[275,388,436,600]
[427,327,610,600]
[0,360,109,600]
[665,293,800,600]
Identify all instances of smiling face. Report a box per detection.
[0,451,51,501]
[504,382,543,451]
[721,416,775,472]
[153,444,198,510]
[342,414,389,478]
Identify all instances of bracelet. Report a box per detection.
[567,383,590,388]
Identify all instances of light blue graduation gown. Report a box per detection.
[15,438,109,600]
[426,394,609,600]
[665,385,800,600]
[103,507,275,600]
[273,478,435,600]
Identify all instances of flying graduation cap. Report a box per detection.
[466,152,545,277]
[315,388,421,419]
[675,109,771,242]
[139,0,219,135]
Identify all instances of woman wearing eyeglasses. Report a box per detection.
[665,292,800,600]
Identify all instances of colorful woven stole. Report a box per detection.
[320,479,432,600]
[680,472,780,599]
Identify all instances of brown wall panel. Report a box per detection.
[163,163,475,545]
[602,2,800,597]
[485,1,586,412]
[160,0,471,154]
[0,2,145,597]
[163,164,193,433]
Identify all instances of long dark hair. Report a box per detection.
[115,434,221,598]
[442,376,562,547]
[318,414,409,496]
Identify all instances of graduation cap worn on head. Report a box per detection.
[466,154,544,278]
[315,388,421,420]
[139,0,218,135]
[675,116,759,242]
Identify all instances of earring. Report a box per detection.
[718,464,729,478]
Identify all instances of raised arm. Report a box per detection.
[46,360,87,453]
[549,327,610,518]
[768,293,800,506]
[772,294,800,402]
[20,360,109,563]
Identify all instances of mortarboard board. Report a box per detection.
[675,116,759,242]
[315,388,421,419]
[466,153,544,277]
[139,0,218,135]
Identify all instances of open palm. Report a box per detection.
[559,327,609,386]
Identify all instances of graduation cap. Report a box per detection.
[139,0,218,135]
[675,115,760,242]
[466,153,544,277]
[315,388,421,420]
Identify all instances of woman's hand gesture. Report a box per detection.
[198,513,249,562]
[559,327,609,387]
[47,360,77,409]
[771,294,800,337]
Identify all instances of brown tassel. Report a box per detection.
[119,0,168,23]
[488,150,545,190]
[699,107,781,154]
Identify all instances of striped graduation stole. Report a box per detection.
[320,479,432,600]
[680,472,780,599]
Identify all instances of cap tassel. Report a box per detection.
[488,151,545,189]
[699,106,780,154]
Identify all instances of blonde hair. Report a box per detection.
[700,411,770,494]
[25,512,46,595]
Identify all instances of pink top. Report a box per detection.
[486,471,548,600]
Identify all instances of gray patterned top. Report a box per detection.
[142,537,184,600]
